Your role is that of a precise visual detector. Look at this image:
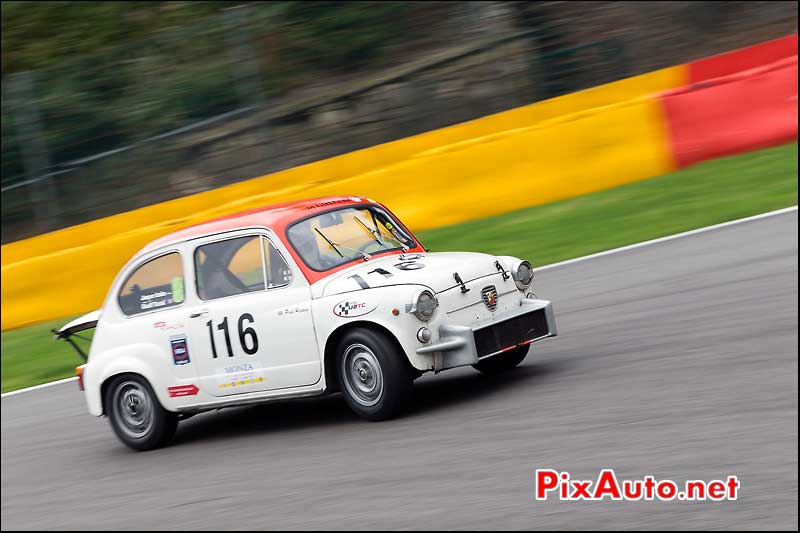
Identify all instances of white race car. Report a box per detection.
[58,196,557,450]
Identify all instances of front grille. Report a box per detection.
[473,309,550,358]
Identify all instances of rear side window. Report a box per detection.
[118,253,185,316]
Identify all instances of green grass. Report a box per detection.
[1,316,93,393]
[418,142,798,265]
[1,142,797,393]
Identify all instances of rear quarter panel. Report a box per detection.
[84,319,199,416]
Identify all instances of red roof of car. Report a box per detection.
[141,196,369,254]
[137,196,426,284]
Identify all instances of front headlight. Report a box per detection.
[411,290,438,321]
[511,260,534,290]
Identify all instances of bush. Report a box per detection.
[280,1,412,70]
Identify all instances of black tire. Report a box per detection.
[104,374,178,451]
[336,328,413,421]
[472,345,530,374]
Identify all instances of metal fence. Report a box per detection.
[1,1,796,243]
[1,5,273,241]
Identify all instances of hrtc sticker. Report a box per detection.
[333,300,377,317]
[170,335,190,365]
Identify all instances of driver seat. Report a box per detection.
[201,266,243,300]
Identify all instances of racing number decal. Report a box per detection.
[218,317,234,358]
[238,313,259,355]
[206,313,259,358]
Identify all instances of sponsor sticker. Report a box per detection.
[170,335,191,365]
[219,377,265,389]
[224,363,255,374]
[171,277,185,303]
[333,300,377,317]
[139,289,174,310]
[154,320,185,330]
[217,362,265,389]
[276,306,310,317]
[167,384,198,397]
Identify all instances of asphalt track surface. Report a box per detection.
[2,211,797,530]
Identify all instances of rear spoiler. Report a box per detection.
[53,310,101,362]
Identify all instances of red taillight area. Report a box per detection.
[75,366,85,391]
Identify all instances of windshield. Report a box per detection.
[287,205,416,271]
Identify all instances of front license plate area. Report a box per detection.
[473,309,550,358]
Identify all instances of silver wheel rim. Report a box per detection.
[113,381,154,439]
[341,343,384,407]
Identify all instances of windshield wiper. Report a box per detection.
[314,227,371,261]
[354,215,383,245]
[378,230,409,252]
[367,213,411,252]
[314,227,343,257]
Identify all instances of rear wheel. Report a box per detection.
[336,329,413,421]
[472,345,530,374]
[105,375,178,451]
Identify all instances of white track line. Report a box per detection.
[2,205,797,399]
[536,205,798,272]
[2,376,78,398]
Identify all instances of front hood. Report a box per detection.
[313,252,509,298]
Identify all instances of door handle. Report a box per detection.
[190,310,209,318]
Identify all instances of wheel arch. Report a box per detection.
[323,320,420,393]
[85,342,176,416]
[99,371,152,416]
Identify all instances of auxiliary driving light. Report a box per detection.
[417,327,432,343]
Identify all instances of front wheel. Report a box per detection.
[472,345,530,374]
[105,375,178,451]
[336,329,413,421]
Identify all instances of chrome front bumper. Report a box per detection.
[416,298,557,372]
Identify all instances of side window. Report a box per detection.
[263,238,293,288]
[118,252,184,316]
[195,236,265,301]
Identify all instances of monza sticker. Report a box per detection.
[333,300,377,317]
[217,363,267,389]
[224,363,255,374]
[217,362,265,389]
[170,335,191,365]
